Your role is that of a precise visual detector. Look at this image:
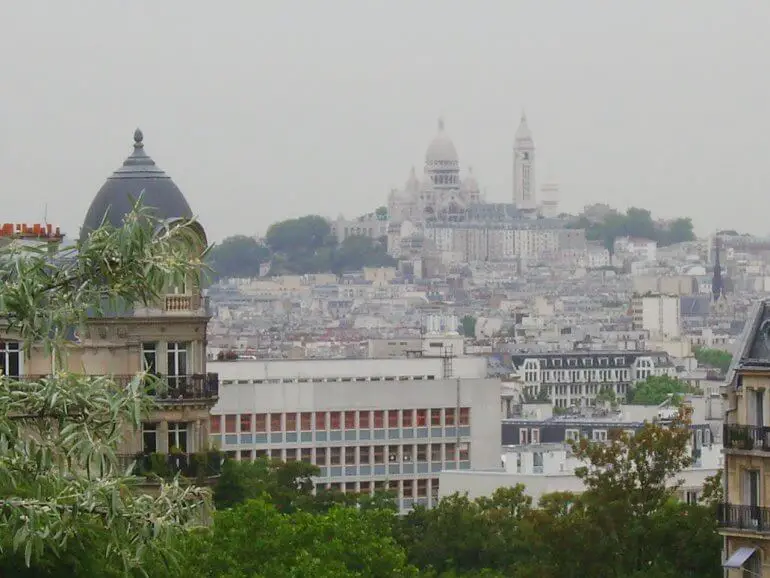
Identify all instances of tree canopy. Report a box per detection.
[332,234,396,273]
[0,205,210,576]
[567,207,695,251]
[206,235,271,282]
[392,408,719,578]
[208,215,395,279]
[144,408,720,578]
[213,458,318,512]
[693,347,733,374]
[459,315,476,337]
[627,375,700,405]
[176,498,417,578]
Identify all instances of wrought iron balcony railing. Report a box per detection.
[718,503,770,533]
[724,424,770,452]
[12,373,219,400]
[118,451,223,479]
[147,373,219,400]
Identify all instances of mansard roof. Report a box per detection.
[728,300,770,383]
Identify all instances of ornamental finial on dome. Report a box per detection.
[133,128,144,148]
[438,117,445,132]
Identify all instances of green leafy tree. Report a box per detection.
[176,498,418,578]
[206,215,397,277]
[357,489,400,512]
[567,207,696,251]
[568,407,709,576]
[213,457,318,512]
[700,470,724,507]
[693,347,733,374]
[623,207,657,241]
[525,492,613,578]
[522,387,550,403]
[596,384,618,405]
[206,235,270,281]
[265,215,334,255]
[627,375,697,405]
[331,234,395,274]
[536,418,720,578]
[0,205,209,576]
[213,458,398,515]
[640,500,721,577]
[459,315,477,337]
[660,218,695,246]
[264,215,336,274]
[396,487,534,576]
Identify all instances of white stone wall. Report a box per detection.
[209,357,487,381]
[440,444,722,503]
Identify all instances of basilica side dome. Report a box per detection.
[80,129,194,241]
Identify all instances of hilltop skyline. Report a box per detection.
[2,1,769,241]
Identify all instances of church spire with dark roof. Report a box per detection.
[712,236,725,302]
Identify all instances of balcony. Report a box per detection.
[724,424,770,452]
[131,294,208,317]
[150,373,219,401]
[718,503,770,533]
[165,294,194,311]
[118,451,223,480]
[16,373,219,401]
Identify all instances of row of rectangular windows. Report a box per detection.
[523,371,633,383]
[517,427,712,445]
[524,356,636,368]
[321,478,439,499]
[223,375,439,384]
[211,407,471,434]
[227,452,442,498]
[214,425,470,446]
[226,443,470,464]
[524,384,633,397]
[518,427,635,444]
[225,457,469,479]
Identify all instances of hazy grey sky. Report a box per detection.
[2,1,769,242]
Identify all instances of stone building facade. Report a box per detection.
[3,129,217,463]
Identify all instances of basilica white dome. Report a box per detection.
[425,118,459,164]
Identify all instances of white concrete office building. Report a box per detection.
[208,357,502,511]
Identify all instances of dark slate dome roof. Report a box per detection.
[80,129,193,241]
